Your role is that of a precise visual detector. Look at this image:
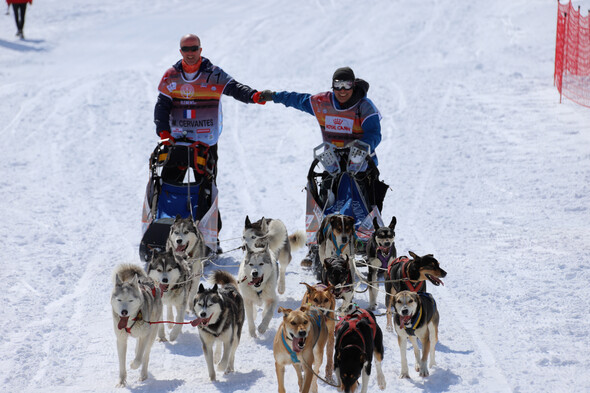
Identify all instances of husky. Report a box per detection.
[273,305,328,393]
[365,216,397,310]
[146,249,191,342]
[166,215,208,302]
[385,251,446,331]
[393,291,439,378]
[334,306,386,393]
[238,246,278,337]
[191,270,245,381]
[243,215,305,294]
[111,264,162,387]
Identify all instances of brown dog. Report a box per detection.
[301,283,336,382]
[273,305,328,393]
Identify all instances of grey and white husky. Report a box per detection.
[111,264,162,387]
[238,246,278,337]
[243,216,305,294]
[147,249,191,342]
[166,215,208,302]
[191,270,245,381]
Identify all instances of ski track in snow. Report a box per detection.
[1,0,590,392]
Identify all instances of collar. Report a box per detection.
[182,58,202,74]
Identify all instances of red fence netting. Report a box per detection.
[554,0,590,107]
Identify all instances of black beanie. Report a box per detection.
[332,67,355,81]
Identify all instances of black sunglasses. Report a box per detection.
[181,45,200,52]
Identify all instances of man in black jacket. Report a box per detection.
[153,34,265,250]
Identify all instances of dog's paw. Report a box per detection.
[157,335,168,342]
[139,371,148,381]
[249,328,257,338]
[224,366,235,375]
[115,378,127,388]
[399,370,410,379]
[258,324,268,334]
[377,373,387,389]
[418,366,429,377]
[386,324,394,333]
[130,359,141,370]
[209,372,217,381]
[169,328,181,342]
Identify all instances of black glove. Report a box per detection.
[260,90,275,103]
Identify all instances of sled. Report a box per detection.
[139,140,219,262]
[305,140,388,253]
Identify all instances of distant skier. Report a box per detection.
[258,67,387,266]
[7,0,32,40]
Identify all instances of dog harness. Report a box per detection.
[281,311,323,363]
[376,244,396,269]
[335,308,377,352]
[387,256,424,292]
[395,293,437,336]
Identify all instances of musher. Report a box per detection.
[154,33,266,252]
[258,67,386,266]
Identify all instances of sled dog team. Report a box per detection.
[111,214,447,392]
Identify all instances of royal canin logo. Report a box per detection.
[333,118,344,125]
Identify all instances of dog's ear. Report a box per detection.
[389,216,397,230]
[260,217,267,232]
[245,215,251,228]
[198,283,205,294]
[409,251,419,260]
[278,307,292,317]
[212,283,218,292]
[175,214,182,221]
[372,217,380,230]
[300,305,309,313]
[115,273,123,286]
[301,282,315,294]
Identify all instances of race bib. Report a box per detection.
[324,116,354,134]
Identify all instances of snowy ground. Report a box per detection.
[1,1,590,392]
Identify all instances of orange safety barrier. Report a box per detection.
[554,1,590,107]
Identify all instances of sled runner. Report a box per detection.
[305,140,388,252]
[139,140,219,262]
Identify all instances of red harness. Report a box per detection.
[335,309,377,351]
[387,256,424,292]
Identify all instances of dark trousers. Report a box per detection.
[12,4,27,32]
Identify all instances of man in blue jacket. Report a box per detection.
[258,68,386,266]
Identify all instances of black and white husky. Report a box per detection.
[191,270,245,381]
[243,216,305,294]
[238,246,278,337]
[146,249,191,342]
[166,215,208,302]
[110,264,162,387]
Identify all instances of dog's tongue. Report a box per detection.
[159,283,169,292]
[427,274,444,286]
[248,276,263,286]
[176,244,187,253]
[399,315,412,328]
[118,316,129,330]
[191,316,211,327]
[292,337,305,353]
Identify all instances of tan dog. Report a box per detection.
[301,283,336,382]
[393,291,439,378]
[273,306,328,393]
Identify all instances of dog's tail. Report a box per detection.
[209,269,238,288]
[289,230,307,251]
[112,263,145,284]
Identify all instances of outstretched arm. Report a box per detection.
[261,91,315,116]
